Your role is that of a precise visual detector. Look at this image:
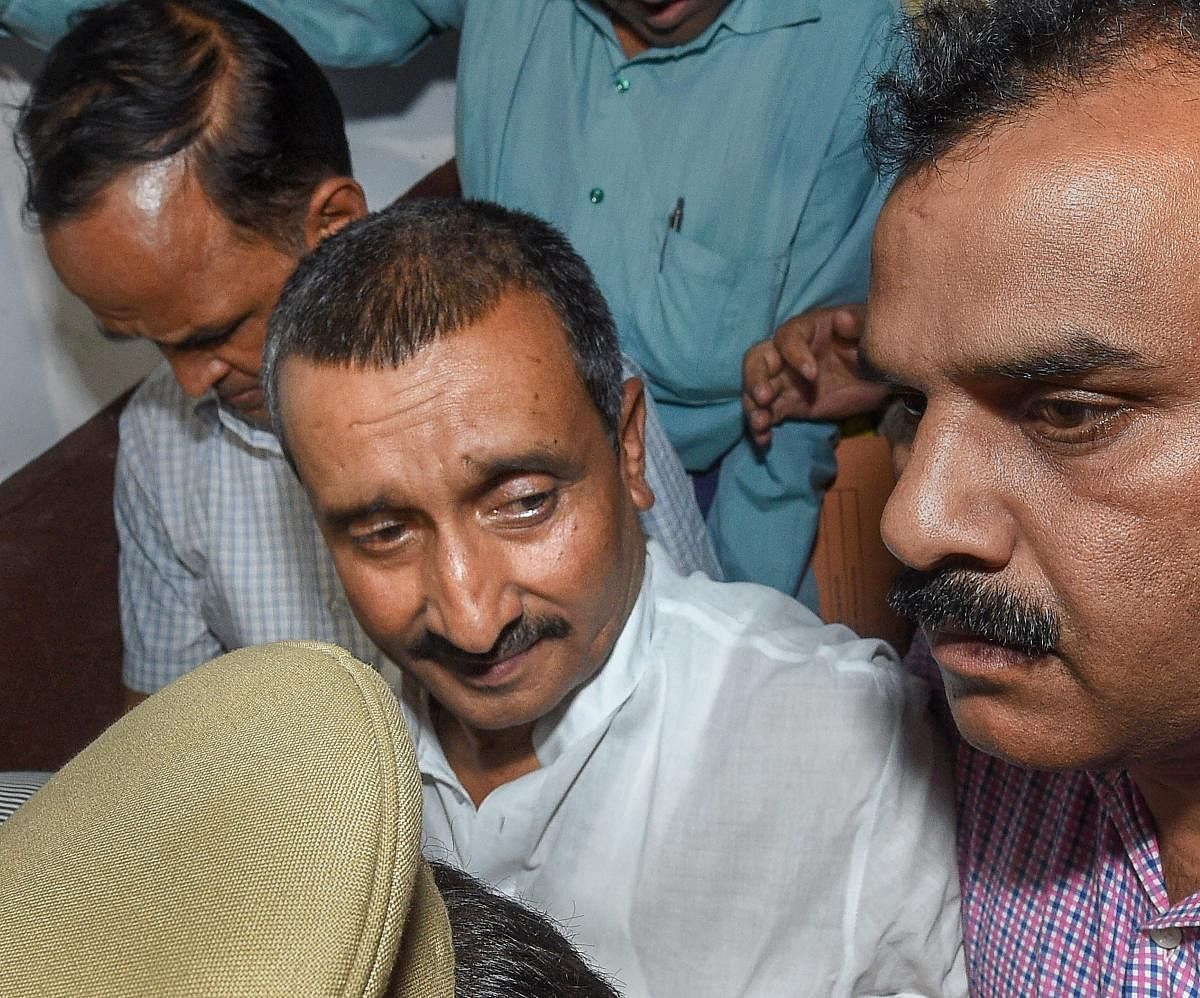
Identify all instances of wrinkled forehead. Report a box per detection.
[276,291,610,479]
[864,78,1200,390]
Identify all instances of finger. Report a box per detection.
[774,333,819,382]
[771,315,822,379]
[743,391,774,448]
[830,305,866,344]
[742,339,773,388]
[747,405,774,433]
[742,385,773,425]
[745,345,785,405]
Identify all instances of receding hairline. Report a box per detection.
[40,151,303,256]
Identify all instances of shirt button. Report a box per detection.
[615,76,630,93]
[589,188,604,204]
[1148,926,1183,950]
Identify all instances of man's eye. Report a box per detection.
[494,490,557,524]
[1025,396,1127,444]
[896,391,927,419]
[349,520,411,551]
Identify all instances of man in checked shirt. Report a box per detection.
[862,1,1200,993]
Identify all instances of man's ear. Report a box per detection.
[617,377,655,512]
[302,176,368,252]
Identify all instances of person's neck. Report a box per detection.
[1131,765,1200,903]
[432,704,540,809]
[608,12,650,58]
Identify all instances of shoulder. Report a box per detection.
[807,0,901,30]
[648,555,914,710]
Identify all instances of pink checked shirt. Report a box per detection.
[959,749,1200,995]
[910,637,1200,995]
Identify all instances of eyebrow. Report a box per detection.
[463,449,582,483]
[96,322,134,344]
[95,319,241,350]
[321,497,398,533]
[974,336,1155,381]
[171,321,242,352]
[859,332,1158,387]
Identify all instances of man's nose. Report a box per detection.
[165,350,231,399]
[422,530,523,655]
[881,405,1016,574]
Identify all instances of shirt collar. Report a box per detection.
[1089,769,1200,924]
[193,392,282,456]
[575,0,821,61]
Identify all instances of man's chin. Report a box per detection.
[945,687,1114,772]
[428,688,548,736]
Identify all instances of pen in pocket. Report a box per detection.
[658,197,685,272]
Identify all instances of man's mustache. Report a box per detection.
[888,567,1061,657]
[407,614,572,675]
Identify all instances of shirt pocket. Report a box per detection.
[640,231,789,404]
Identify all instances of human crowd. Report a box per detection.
[2,0,1200,994]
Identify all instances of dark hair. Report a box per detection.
[16,0,351,250]
[263,198,624,444]
[867,0,1200,180]
[430,862,622,998]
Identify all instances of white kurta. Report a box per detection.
[408,543,965,997]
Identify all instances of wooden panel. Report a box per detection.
[812,434,912,651]
[0,392,130,769]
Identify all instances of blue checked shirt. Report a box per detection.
[116,361,719,694]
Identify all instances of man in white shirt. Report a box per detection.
[263,198,965,996]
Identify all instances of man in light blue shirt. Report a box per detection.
[3,0,900,606]
[16,0,716,702]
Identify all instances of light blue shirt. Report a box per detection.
[3,0,900,601]
[115,362,717,694]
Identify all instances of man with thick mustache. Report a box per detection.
[262,197,964,997]
[863,0,1200,992]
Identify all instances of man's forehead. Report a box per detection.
[281,318,602,484]
[866,75,1200,388]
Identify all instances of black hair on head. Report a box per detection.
[263,198,625,447]
[868,0,1200,179]
[430,862,623,997]
[16,0,351,251]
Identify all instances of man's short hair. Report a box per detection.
[429,862,621,997]
[263,198,624,443]
[868,0,1200,179]
[16,0,351,250]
